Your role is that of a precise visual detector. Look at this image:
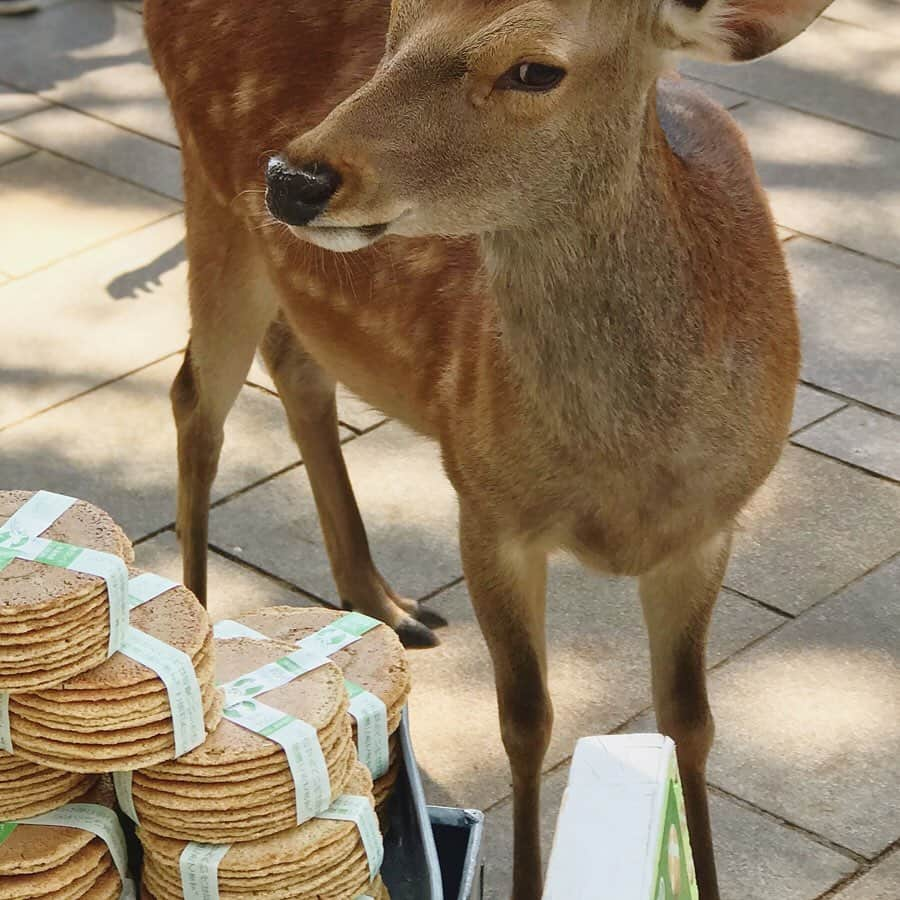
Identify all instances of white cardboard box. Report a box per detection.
[543,734,699,900]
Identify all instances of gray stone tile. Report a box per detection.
[790,384,846,434]
[484,767,854,900]
[705,556,900,858]
[0,215,187,428]
[134,530,316,623]
[248,358,388,433]
[0,0,178,145]
[683,18,900,139]
[794,407,900,481]
[730,102,900,265]
[209,421,457,602]
[0,355,321,541]
[2,105,182,199]
[777,226,798,241]
[788,238,900,414]
[680,76,749,110]
[0,151,178,276]
[0,132,31,165]
[827,0,900,37]
[408,562,781,812]
[832,850,900,900]
[725,445,900,614]
[0,85,49,124]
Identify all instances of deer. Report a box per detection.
[144,0,831,895]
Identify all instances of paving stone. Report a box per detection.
[2,105,183,199]
[483,766,854,900]
[730,102,900,265]
[794,406,900,482]
[0,355,332,541]
[134,530,316,623]
[0,215,187,428]
[683,17,900,139]
[0,151,178,276]
[788,238,900,414]
[0,85,49,123]
[725,445,900,614]
[0,0,178,145]
[827,0,900,37]
[408,563,782,811]
[777,226,798,241]
[832,850,900,900]
[680,76,749,110]
[0,132,31,165]
[209,421,458,602]
[703,556,900,858]
[248,358,389,432]
[790,384,845,434]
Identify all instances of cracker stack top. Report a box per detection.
[132,636,356,844]
[6,579,223,773]
[234,607,410,732]
[0,777,124,900]
[0,491,133,692]
[139,762,385,900]
[232,608,410,817]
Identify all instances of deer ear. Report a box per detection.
[659,0,832,62]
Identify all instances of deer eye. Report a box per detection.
[495,62,566,93]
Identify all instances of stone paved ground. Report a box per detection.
[1,2,898,897]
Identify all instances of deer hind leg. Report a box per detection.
[459,505,551,900]
[639,529,733,900]
[259,316,439,647]
[173,175,276,604]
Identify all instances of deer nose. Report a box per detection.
[265,158,342,226]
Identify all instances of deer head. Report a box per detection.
[265,0,831,252]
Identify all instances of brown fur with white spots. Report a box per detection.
[145,0,831,895]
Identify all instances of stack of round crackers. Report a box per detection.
[234,607,410,818]
[0,777,123,900]
[0,491,133,692]
[131,636,356,843]
[6,580,222,773]
[0,750,97,820]
[140,762,389,900]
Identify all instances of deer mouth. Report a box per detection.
[289,222,389,253]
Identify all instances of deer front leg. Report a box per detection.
[174,180,276,604]
[639,529,732,900]
[459,504,552,900]
[260,317,438,647]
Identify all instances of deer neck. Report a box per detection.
[480,90,689,446]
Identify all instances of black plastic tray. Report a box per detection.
[381,708,444,899]
[428,806,485,900]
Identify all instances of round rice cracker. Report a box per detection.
[41,853,118,900]
[24,638,214,709]
[33,582,211,694]
[0,622,109,668]
[143,845,371,899]
[10,680,221,742]
[0,840,109,900]
[0,772,98,820]
[133,713,350,799]
[0,492,129,620]
[135,732,358,843]
[0,591,109,642]
[146,637,347,769]
[78,864,121,900]
[10,690,224,773]
[0,778,115,877]
[234,607,410,714]
[8,667,217,734]
[138,762,375,870]
[0,641,110,694]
